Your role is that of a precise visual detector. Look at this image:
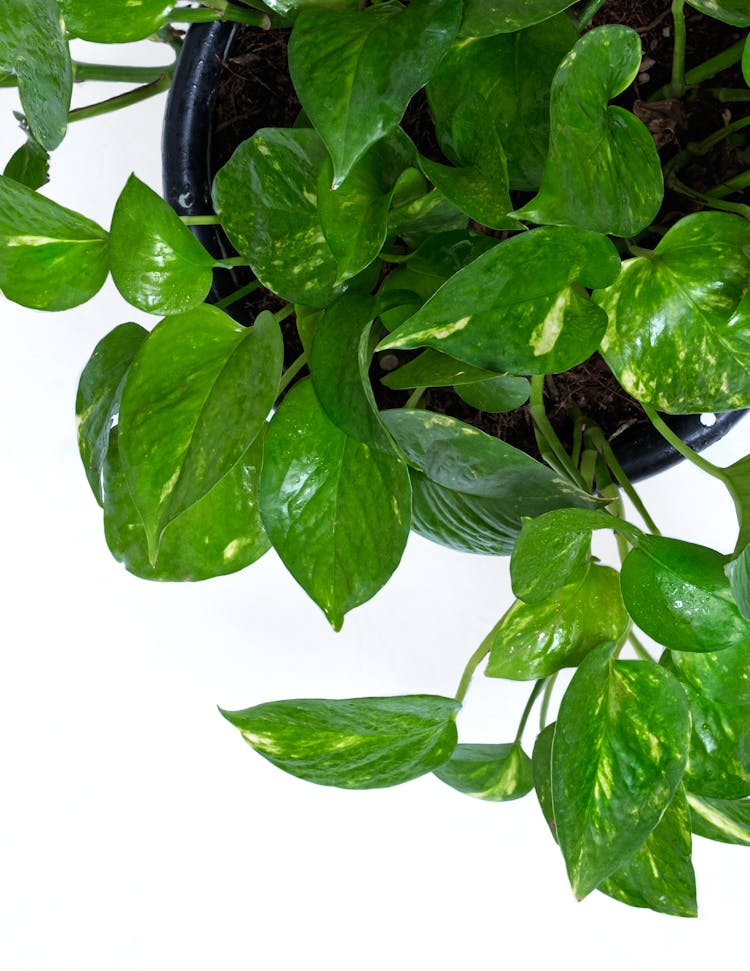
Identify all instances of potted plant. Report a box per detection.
[2,0,750,918]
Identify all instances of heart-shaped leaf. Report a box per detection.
[670,641,750,706]
[514,25,663,236]
[76,322,149,506]
[484,565,629,680]
[110,174,216,315]
[0,174,109,310]
[220,694,459,788]
[428,15,578,190]
[289,0,461,185]
[103,429,270,581]
[259,379,411,629]
[460,0,577,35]
[118,306,283,559]
[595,212,750,412]
[687,792,750,845]
[0,0,72,150]
[597,786,697,918]
[379,227,620,375]
[620,535,750,652]
[553,645,691,899]
[687,0,750,26]
[433,742,533,801]
[213,128,340,308]
[60,0,173,42]
[455,374,530,413]
[681,682,750,799]
[3,138,49,190]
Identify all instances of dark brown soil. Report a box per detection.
[206,1,749,460]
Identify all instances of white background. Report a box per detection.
[1,35,749,971]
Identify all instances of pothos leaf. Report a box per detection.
[381,348,501,391]
[552,645,691,899]
[514,25,663,236]
[454,374,530,413]
[110,174,215,315]
[484,564,629,680]
[0,174,109,311]
[212,128,340,308]
[118,306,283,560]
[378,227,620,375]
[3,138,49,190]
[0,0,72,150]
[687,792,750,845]
[620,535,750,653]
[260,0,359,19]
[460,0,578,35]
[595,212,750,413]
[687,0,750,26]
[220,694,459,789]
[288,0,461,186]
[60,0,173,42]
[433,743,533,801]
[76,322,149,507]
[259,379,411,629]
[669,640,750,706]
[727,543,750,622]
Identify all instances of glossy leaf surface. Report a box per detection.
[0,0,72,150]
[727,543,750,621]
[532,722,557,839]
[460,0,577,34]
[596,213,750,412]
[553,646,691,899]
[511,508,629,604]
[670,640,750,705]
[103,430,270,581]
[259,379,411,629]
[455,374,530,413]
[387,187,468,244]
[76,322,149,506]
[378,228,619,375]
[684,688,750,799]
[0,175,108,310]
[428,16,577,189]
[289,0,461,185]
[687,0,750,25]
[220,695,459,788]
[261,0,359,17]
[687,793,750,845]
[60,0,173,42]
[110,174,215,314]
[381,348,500,391]
[213,128,339,308]
[598,787,697,918]
[433,743,533,801]
[515,26,663,235]
[485,565,629,680]
[3,139,49,190]
[620,535,750,652]
[118,306,283,558]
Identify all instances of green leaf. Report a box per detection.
[379,227,620,375]
[212,128,339,308]
[419,96,517,230]
[0,174,109,310]
[687,0,750,26]
[261,0,359,18]
[727,542,750,621]
[110,174,215,315]
[514,25,663,236]
[683,683,750,799]
[620,535,750,652]
[288,0,461,186]
[670,640,750,705]
[428,15,578,190]
[433,742,533,801]
[220,694,459,789]
[60,0,173,42]
[511,508,636,604]
[460,0,577,35]
[455,374,530,413]
[744,34,750,85]
[595,212,750,412]
[687,792,750,845]
[3,139,49,190]
[259,379,411,629]
[485,565,629,680]
[118,306,283,559]
[381,348,500,391]
[553,645,691,899]
[317,130,415,283]
[76,322,149,506]
[103,429,270,581]
[532,722,557,839]
[597,787,697,918]
[0,0,72,150]
[387,187,468,244]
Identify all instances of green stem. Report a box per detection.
[274,304,296,324]
[214,280,261,310]
[455,640,492,705]
[576,0,608,30]
[515,680,546,744]
[529,376,588,491]
[1,61,176,87]
[168,3,270,28]
[629,632,655,662]
[599,482,633,566]
[214,256,249,269]
[710,88,750,103]
[539,674,558,731]
[709,169,750,199]
[404,387,426,409]
[641,403,729,483]
[688,114,750,157]
[668,0,687,98]
[277,351,308,395]
[669,174,750,219]
[181,214,220,226]
[67,73,172,124]
[650,38,745,100]
[586,426,661,535]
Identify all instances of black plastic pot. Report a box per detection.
[162,21,746,483]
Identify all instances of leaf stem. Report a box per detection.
[168,2,271,28]
[454,641,491,705]
[539,674,558,731]
[274,304,296,324]
[1,61,176,87]
[404,387,426,409]
[67,73,172,124]
[710,88,750,103]
[576,0,608,30]
[181,214,221,226]
[629,631,655,662]
[687,114,750,157]
[515,680,546,744]
[214,256,249,269]
[277,351,308,395]
[667,0,687,98]
[708,169,750,199]
[668,173,750,220]
[641,403,729,483]
[529,376,588,491]
[586,425,661,535]
[649,38,745,100]
[214,280,261,310]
